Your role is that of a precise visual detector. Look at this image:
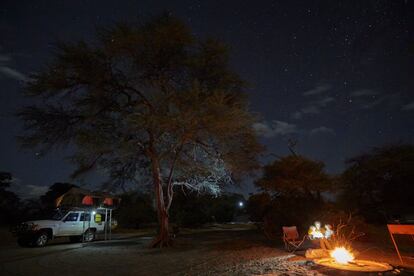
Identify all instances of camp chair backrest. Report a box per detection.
[283,226,299,240]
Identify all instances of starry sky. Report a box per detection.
[1,0,414,198]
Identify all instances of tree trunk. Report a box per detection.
[153,207,170,247]
[149,152,172,248]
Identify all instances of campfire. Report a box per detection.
[313,239,393,272]
[306,221,393,272]
[315,247,393,272]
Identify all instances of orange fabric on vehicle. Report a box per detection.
[82,195,93,205]
[103,197,113,206]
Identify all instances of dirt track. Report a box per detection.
[0,229,289,275]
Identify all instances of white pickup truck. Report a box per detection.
[14,208,114,247]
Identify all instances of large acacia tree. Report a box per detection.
[18,15,262,247]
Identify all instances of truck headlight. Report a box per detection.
[29,223,39,231]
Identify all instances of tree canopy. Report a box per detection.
[255,155,331,200]
[18,14,262,246]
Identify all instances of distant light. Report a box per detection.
[92,211,96,215]
[238,201,244,207]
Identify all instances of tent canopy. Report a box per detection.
[55,187,120,209]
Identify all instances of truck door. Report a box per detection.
[59,212,80,235]
[79,212,92,232]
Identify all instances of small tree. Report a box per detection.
[18,14,262,247]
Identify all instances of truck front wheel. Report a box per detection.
[34,231,49,247]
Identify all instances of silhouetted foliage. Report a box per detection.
[0,172,12,189]
[114,192,156,228]
[209,193,245,223]
[247,192,271,222]
[170,190,244,227]
[170,191,212,227]
[340,144,414,223]
[247,192,324,238]
[18,198,45,222]
[18,14,262,246]
[0,172,20,224]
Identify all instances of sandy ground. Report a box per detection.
[0,228,311,276]
[0,226,413,276]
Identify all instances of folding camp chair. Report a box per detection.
[282,226,307,252]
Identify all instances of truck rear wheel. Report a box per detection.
[83,229,95,242]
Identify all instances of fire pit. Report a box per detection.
[315,247,393,272]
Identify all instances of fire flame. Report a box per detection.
[330,247,354,264]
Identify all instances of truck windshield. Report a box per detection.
[51,210,66,220]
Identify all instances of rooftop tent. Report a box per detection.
[55,187,120,209]
[103,197,113,206]
[82,195,94,206]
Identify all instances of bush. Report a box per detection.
[114,192,156,228]
[248,192,339,239]
[247,192,271,222]
[264,196,324,236]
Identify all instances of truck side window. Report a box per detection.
[64,212,79,222]
[80,213,91,221]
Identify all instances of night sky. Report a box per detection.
[1,0,414,198]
